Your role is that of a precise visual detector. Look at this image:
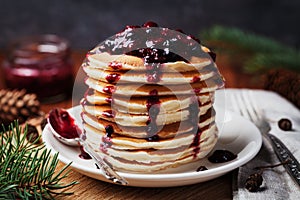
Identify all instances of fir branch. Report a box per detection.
[201,25,296,55]
[244,52,300,73]
[0,121,78,199]
[201,26,300,73]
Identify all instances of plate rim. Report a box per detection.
[42,105,262,186]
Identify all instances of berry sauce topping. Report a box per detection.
[188,97,202,158]
[105,97,113,104]
[142,21,158,27]
[48,108,91,160]
[79,146,92,159]
[105,125,114,138]
[193,88,201,94]
[192,76,200,83]
[208,150,237,163]
[108,61,123,70]
[208,52,216,62]
[95,21,216,66]
[102,110,115,118]
[126,48,188,64]
[146,89,161,141]
[196,166,208,172]
[192,128,202,158]
[127,48,186,83]
[105,73,120,84]
[101,125,114,153]
[102,85,115,94]
[48,108,81,139]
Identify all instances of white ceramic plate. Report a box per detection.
[42,105,262,187]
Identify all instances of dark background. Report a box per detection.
[1,0,300,50]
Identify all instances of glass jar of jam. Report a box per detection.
[2,34,74,103]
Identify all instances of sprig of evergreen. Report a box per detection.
[201,25,300,72]
[244,52,300,72]
[0,121,77,200]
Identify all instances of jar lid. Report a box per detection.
[7,34,70,65]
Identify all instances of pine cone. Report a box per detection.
[245,173,263,192]
[0,89,41,127]
[264,69,300,109]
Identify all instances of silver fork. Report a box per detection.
[231,89,300,187]
[231,90,271,135]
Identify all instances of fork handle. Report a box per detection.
[81,140,128,185]
[266,133,300,187]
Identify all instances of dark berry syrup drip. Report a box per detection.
[102,110,115,118]
[145,63,162,83]
[208,52,216,62]
[105,125,114,138]
[126,48,187,83]
[105,97,113,104]
[105,73,120,83]
[196,166,208,172]
[145,89,161,141]
[193,88,201,94]
[78,132,91,160]
[108,61,123,70]
[100,125,114,153]
[77,125,91,160]
[192,76,200,83]
[102,85,115,94]
[187,97,203,158]
[79,146,92,159]
[192,128,202,158]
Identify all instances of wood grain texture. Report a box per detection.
[55,161,233,200]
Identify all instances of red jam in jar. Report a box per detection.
[2,35,74,102]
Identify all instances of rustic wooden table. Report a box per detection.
[0,50,260,200]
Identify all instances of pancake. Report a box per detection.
[83,123,218,172]
[85,89,212,114]
[82,101,212,126]
[80,23,224,172]
[86,51,213,72]
[84,122,217,150]
[101,139,217,173]
[81,107,215,139]
[85,76,224,96]
[83,64,217,85]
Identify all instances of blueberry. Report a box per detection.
[278,118,292,131]
[142,21,158,27]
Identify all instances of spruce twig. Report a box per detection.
[0,121,77,199]
[201,25,295,54]
[244,52,300,72]
[201,25,300,73]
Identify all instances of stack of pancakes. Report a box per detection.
[81,31,224,172]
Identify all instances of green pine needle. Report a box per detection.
[0,121,78,200]
[201,25,300,72]
[244,52,300,73]
[201,25,295,54]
